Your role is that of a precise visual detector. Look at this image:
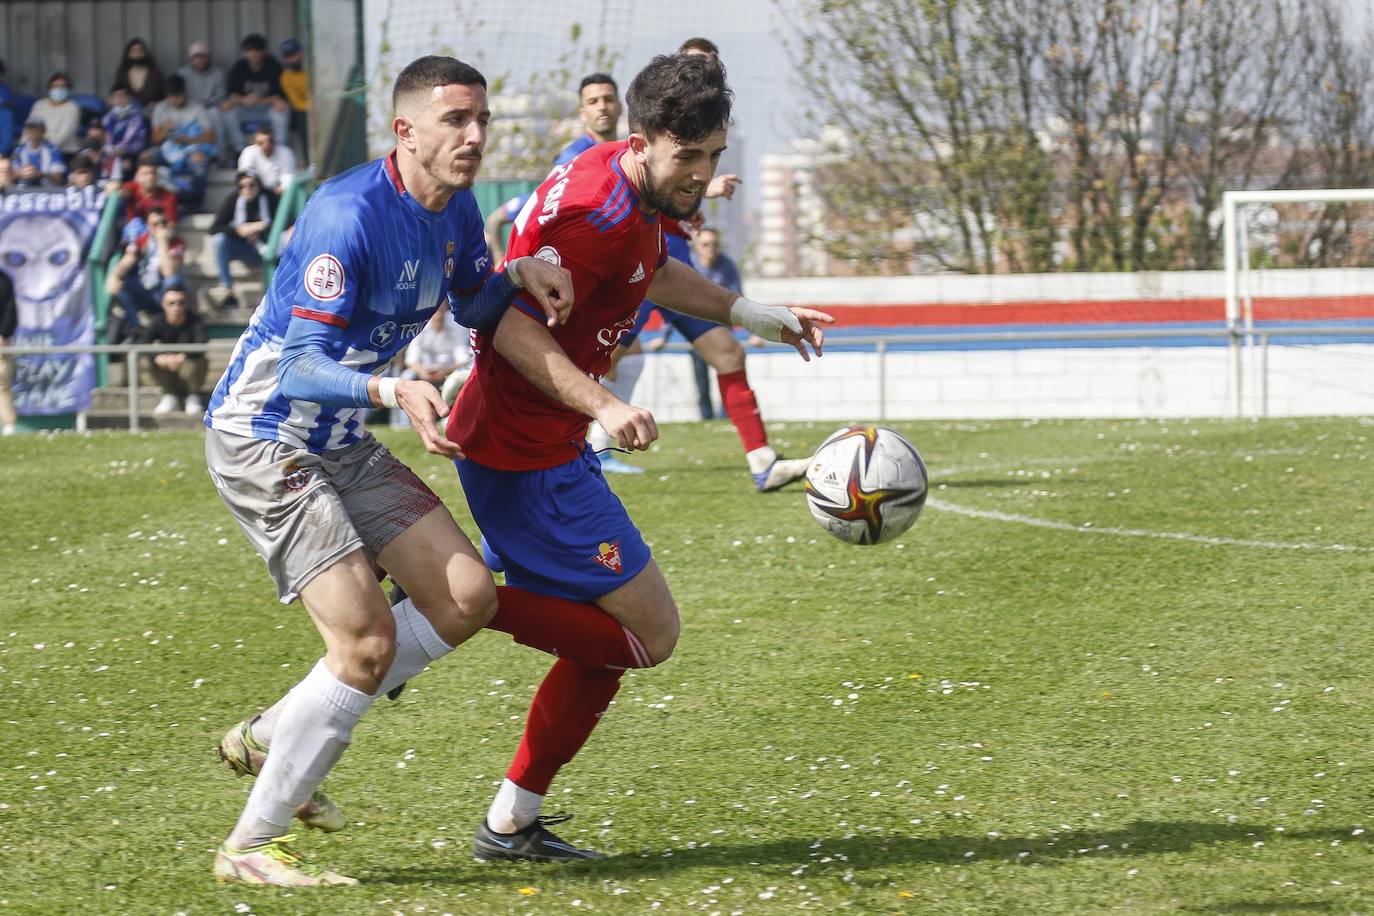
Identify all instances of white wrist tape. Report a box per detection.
[506,257,527,288]
[729,296,802,343]
[378,376,400,409]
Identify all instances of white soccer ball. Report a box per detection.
[804,425,928,545]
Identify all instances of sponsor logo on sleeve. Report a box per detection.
[628,261,645,284]
[533,246,561,267]
[591,539,624,574]
[304,254,345,301]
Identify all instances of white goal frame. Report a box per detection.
[1223,187,1374,416]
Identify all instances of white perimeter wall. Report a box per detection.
[631,270,1374,421]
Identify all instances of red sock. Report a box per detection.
[508,659,623,793]
[489,585,653,669]
[717,368,768,452]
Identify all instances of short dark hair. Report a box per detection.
[109,82,132,96]
[253,124,273,137]
[678,37,720,56]
[579,72,617,95]
[626,53,732,143]
[70,153,97,173]
[145,206,167,219]
[392,56,486,112]
[48,71,70,87]
[240,33,267,52]
[165,74,187,95]
[136,150,160,168]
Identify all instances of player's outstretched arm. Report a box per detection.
[647,259,834,360]
[508,256,575,327]
[278,316,462,458]
[493,310,658,451]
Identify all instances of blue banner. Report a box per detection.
[1,187,104,415]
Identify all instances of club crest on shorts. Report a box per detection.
[592,540,623,574]
[282,463,311,491]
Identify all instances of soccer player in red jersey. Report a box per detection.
[446,52,832,861]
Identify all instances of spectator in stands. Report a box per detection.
[278,38,309,156]
[236,124,295,195]
[0,263,15,435]
[100,84,149,180]
[140,283,207,415]
[209,170,276,310]
[405,309,473,406]
[105,206,185,344]
[114,38,165,108]
[151,74,216,206]
[67,153,97,189]
[0,59,15,157]
[13,118,66,188]
[121,152,180,226]
[222,33,289,152]
[0,156,14,195]
[177,41,228,161]
[26,73,81,154]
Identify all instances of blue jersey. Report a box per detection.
[206,152,490,451]
[500,133,602,222]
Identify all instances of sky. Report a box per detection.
[364,0,810,244]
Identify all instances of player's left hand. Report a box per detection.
[706,173,741,200]
[396,379,464,458]
[780,307,834,362]
[512,256,574,327]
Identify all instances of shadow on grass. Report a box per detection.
[366,820,1361,887]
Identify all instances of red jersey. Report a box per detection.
[122,182,180,226]
[449,141,667,470]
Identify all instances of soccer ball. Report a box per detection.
[804,426,928,545]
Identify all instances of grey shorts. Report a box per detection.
[204,428,444,603]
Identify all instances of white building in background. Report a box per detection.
[757,133,845,278]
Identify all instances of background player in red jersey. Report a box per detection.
[446,52,832,862]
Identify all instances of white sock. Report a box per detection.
[373,598,454,699]
[228,659,373,849]
[486,777,545,834]
[250,695,289,746]
[604,353,644,404]
[746,445,778,476]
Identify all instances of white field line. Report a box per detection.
[926,499,1372,554]
[927,449,1370,553]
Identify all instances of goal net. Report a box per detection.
[1224,189,1374,416]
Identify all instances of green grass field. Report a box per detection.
[3,417,1373,914]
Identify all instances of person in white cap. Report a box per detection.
[177,41,228,162]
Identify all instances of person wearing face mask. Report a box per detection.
[100,84,150,180]
[114,37,165,108]
[27,73,82,154]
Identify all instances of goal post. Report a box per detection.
[1222,188,1374,417]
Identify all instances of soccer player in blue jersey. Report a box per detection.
[485,72,624,262]
[202,55,572,886]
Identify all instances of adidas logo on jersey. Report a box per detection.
[628,262,645,284]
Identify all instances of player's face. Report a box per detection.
[408,83,490,192]
[692,230,721,266]
[578,83,621,142]
[637,129,726,220]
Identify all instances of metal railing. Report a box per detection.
[4,324,1373,433]
[262,176,311,288]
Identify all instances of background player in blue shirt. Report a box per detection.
[484,72,624,261]
[203,55,572,886]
